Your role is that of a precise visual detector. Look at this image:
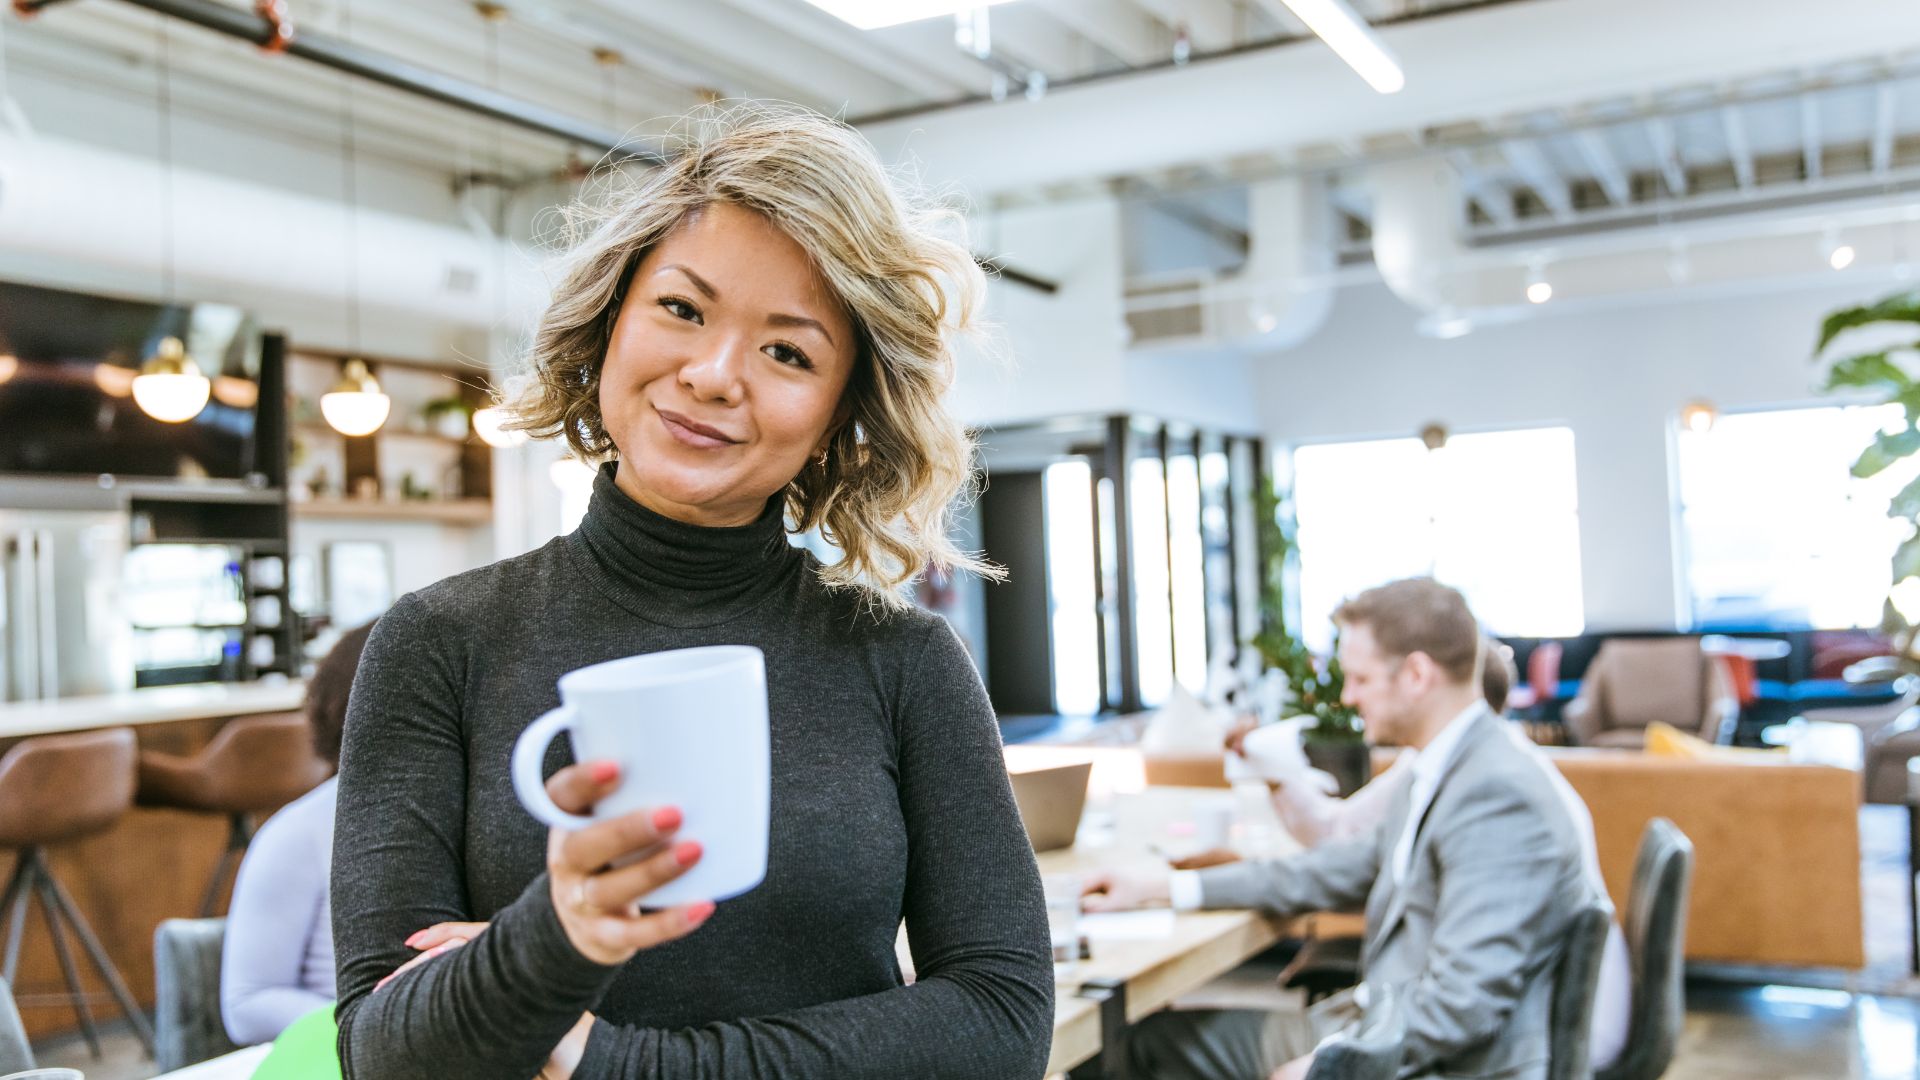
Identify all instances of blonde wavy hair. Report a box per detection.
[507,102,1000,607]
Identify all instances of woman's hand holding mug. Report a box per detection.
[544,759,715,966]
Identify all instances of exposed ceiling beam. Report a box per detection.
[1799,93,1822,181]
[1327,183,1373,225]
[705,0,974,102]
[1873,82,1898,176]
[1719,105,1756,190]
[1146,198,1252,254]
[1573,128,1632,206]
[1498,139,1573,219]
[1246,0,1311,39]
[1446,149,1517,227]
[1645,115,1688,196]
[1035,0,1168,68]
[1124,0,1241,52]
[984,4,1100,81]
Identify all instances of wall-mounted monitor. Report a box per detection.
[0,279,263,482]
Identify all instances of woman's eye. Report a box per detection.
[659,297,702,324]
[765,343,814,370]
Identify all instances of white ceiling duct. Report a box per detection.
[862,0,1920,198]
[0,130,544,328]
[1126,176,1335,352]
[1366,154,1920,330]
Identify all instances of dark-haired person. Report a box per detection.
[220,623,375,1046]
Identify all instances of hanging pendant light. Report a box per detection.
[132,336,211,423]
[133,22,207,424]
[321,358,390,436]
[472,405,526,448]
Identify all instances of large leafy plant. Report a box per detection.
[1816,288,1920,657]
[1250,478,1363,739]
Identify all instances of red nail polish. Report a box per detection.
[590,761,619,784]
[653,806,683,832]
[673,840,702,867]
[685,900,716,925]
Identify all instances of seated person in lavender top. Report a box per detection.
[219,622,375,1046]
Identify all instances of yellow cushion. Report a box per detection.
[1643,721,1784,761]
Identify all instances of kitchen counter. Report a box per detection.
[0,678,307,741]
[0,678,316,1042]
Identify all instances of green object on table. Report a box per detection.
[248,1005,340,1080]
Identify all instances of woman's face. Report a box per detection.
[601,202,857,527]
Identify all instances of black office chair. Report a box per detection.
[1548,898,1615,1080]
[154,917,241,1072]
[1278,933,1362,1005]
[1597,819,1694,1080]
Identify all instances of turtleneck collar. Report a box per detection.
[566,462,801,628]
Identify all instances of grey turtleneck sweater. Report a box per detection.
[331,464,1053,1080]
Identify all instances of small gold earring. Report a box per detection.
[815,447,830,469]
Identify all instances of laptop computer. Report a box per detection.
[1008,761,1093,853]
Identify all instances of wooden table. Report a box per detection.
[0,685,309,1041]
[151,1043,271,1079]
[1030,783,1359,1077]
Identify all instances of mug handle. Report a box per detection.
[511,705,597,830]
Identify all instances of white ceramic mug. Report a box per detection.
[511,645,770,907]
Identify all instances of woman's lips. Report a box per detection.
[656,407,739,450]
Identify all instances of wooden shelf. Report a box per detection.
[295,422,473,448]
[292,497,493,525]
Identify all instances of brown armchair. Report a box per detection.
[1562,638,1739,749]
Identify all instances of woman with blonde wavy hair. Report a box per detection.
[329,103,1053,1080]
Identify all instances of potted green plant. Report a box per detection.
[421,395,472,440]
[1250,479,1370,795]
[1815,288,1920,669]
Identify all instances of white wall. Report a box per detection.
[1255,278,1889,630]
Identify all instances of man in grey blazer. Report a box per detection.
[1085,578,1590,1080]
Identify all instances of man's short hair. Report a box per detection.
[1333,578,1483,686]
[1482,638,1516,713]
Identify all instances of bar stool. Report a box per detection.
[136,713,329,917]
[0,726,155,1058]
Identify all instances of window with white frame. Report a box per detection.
[1291,427,1587,652]
[1677,403,1915,629]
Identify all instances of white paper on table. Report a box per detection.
[1081,909,1179,941]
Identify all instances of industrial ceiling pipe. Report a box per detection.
[100,0,656,162]
[39,0,1060,293]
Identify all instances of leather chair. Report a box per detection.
[154,917,240,1072]
[0,727,155,1058]
[1598,819,1694,1080]
[1278,933,1361,1005]
[1564,639,1739,749]
[137,713,329,916]
[0,976,32,1074]
[1548,899,1614,1080]
[1304,983,1403,1080]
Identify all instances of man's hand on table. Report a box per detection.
[1080,866,1173,912]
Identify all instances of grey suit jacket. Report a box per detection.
[1197,712,1588,1080]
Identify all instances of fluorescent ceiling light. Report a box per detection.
[1276,0,1405,94]
[803,0,1022,31]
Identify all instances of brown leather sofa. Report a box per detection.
[1547,749,1861,970]
[1143,744,1863,970]
[1562,638,1739,749]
